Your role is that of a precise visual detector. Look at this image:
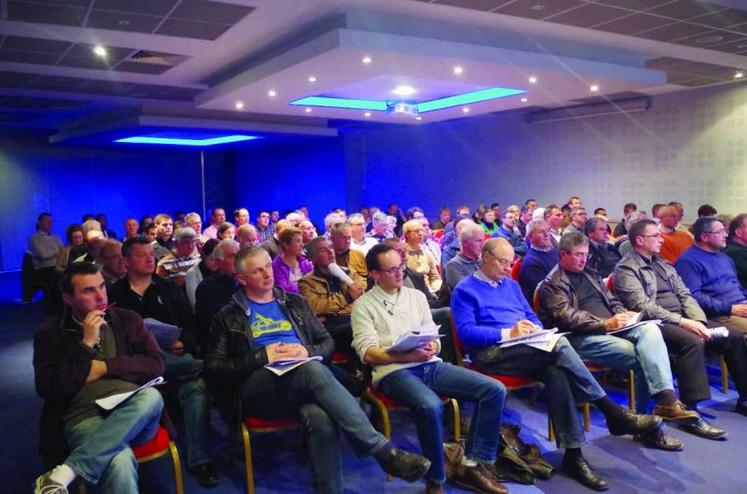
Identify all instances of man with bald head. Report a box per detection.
[452,237,661,491]
[659,205,693,264]
[445,222,484,292]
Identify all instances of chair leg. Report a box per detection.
[548,417,555,442]
[583,402,591,432]
[448,399,461,441]
[241,423,255,494]
[628,369,636,412]
[168,441,184,494]
[721,356,729,394]
[363,392,393,481]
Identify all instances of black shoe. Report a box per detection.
[190,462,219,488]
[607,407,662,436]
[679,417,727,440]
[376,447,431,483]
[561,455,608,491]
[634,428,684,451]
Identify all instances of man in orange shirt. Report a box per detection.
[659,205,693,264]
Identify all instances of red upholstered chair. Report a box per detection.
[241,416,300,494]
[361,385,460,480]
[510,258,522,282]
[76,426,183,494]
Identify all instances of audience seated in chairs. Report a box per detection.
[493,209,527,256]
[184,238,220,310]
[563,207,587,236]
[154,214,175,258]
[261,218,291,260]
[99,240,126,285]
[613,219,747,439]
[725,213,747,288]
[585,216,622,278]
[440,216,474,271]
[431,206,452,231]
[272,226,313,294]
[537,231,696,451]
[518,218,558,302]
[123,217,140,240]
[348,213,379,255]
[156,227,201,283]
[544,205,565,248]
[351,243,508,494]
[675,216,747,334]
[255,210,275,243]
[451,237,661,491]
[330,222,368,284]
[32,262,165,494]
[403,220,442,295]
[206,247,431,493]
[109,237,218,487]
[444,222,484,292]
[56,224,86,271]
[202,207,226,240]
[237,223,260,249]
[658,205,693,264]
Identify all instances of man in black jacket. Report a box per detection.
[33,262,164,494]
[538,232,697,451]
[109,237,218,487]
[206,247,430,494]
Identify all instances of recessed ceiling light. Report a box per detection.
[268,89,277,97]
[304,107,312,113]
[416,116,422,120]
[453,66,463,75]
[235,101,244,110]
[590,84,599,92]
[308,75,317,83]
[92,45,107,57]
[117,19,130,27]
[529,76,537,84]
[362,56,372,64]
[695,34,724,44]
[520,97,528,103]
[735,71,745,79]
[364,112,371,117]
[531,4,546,10]
[462,107,470,113]
[392,85,417,96]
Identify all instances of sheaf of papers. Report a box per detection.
[498,328,563,352]
[607,313,662,335]
[386,324,442,353]
[143,318,181,349]
[95,376,165,411]
[265,356,323,376]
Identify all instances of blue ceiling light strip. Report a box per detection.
[416,87,526,113]
[289,96,389,111]
[115,135,261,146]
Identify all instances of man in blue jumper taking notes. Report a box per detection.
[451,237,661,492]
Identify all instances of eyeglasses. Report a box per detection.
[705,229,727,236]
[562,251,590,260]
[486,250,514,268]
[639,233,662,239]
[376,264,406,275]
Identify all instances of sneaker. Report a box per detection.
[376,447,431,482]
[33,472,68,494]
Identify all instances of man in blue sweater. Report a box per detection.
[518,219,558,302]
[676,217,747,333]
[451,237,661,492]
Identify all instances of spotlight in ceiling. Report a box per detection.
[392,85,417,97]
[462,107,470,113]
[520,97,528,103]
[308,75,317,83]
[93,45,107,57]
[362,56,372,64]
[416,116,423,120]
[304,107,312,113]
[590,84,599,92]
[735,71,745,79]
[268,89,277,97]
[235,101,244,110]
[528,76,537,84]
[453,66,463,75]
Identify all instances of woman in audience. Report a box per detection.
[481,209,500,236]
[473,203,488,225]
[299,219,317,246]
[272,226,313,293]
[217,222,236,240]
[56,224,86,269]
[185,238,221,309]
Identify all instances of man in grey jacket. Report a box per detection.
[613,219,747,439]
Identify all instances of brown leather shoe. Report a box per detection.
[452,463,509,494]
[425,481,445,494]
[652,400,700,424]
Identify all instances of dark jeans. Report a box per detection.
[378,362,505,485]
[474,337,606,449]
[659,322,747,403]
[241,361,387,494]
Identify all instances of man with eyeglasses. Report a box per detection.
[676,217,747,334]
[563,207,587,236]
[452,237,661,491]
[613,219,747,436]
[352,244,508,494]
[537,232,695,451]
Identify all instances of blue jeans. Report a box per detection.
[567,323,674,413]
[241,360,388,494]
[475,337,605,449]
[64,387,163,490]
[378,362,505,485]
[163,351,210,468]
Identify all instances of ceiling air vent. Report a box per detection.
[127,50,188,66]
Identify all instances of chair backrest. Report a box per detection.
[532,283,542,313]
[606,273,615,292]
[510,258,522,281]
[449,314,465,367]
